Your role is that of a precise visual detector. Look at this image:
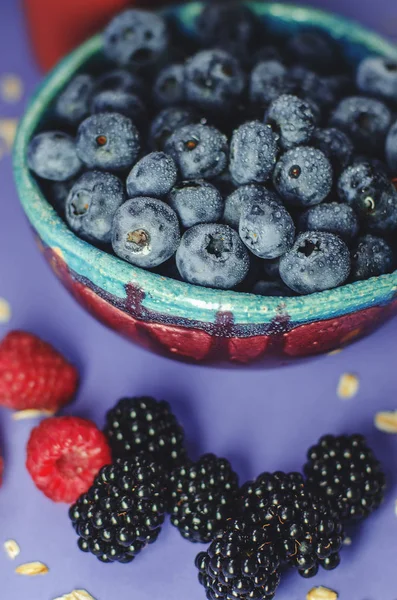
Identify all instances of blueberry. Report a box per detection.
[263,257,281,279]
[286,29,344,75]
[385,119,397,172]
[279,231,351,294]
[251,45,284,67]
[252,279,294,297]
[223,184,270,229]
[94,69,146,98]
[153,63,185,106]
[351,234,394,281]
[299,202,359,242]
[289,67,336,111]
[112,197,180,268]
[176,223,250,289]
[357,56,397,103]
[91,90,147,124]
[76,113,140,171]
[165,123,228,180]
[330,96,392,153]
[168,180,223,228]
[45,177,78,218]
[239,190,295,259]
[265,94,316,150]
[149,106,198,150]
[55,74,94,126]
[65,171,126,244]
[338,161,397,233]
[126,152,177,198]
[273,146,333,207]
[196,2,258,57]
[103,9,168,69]
[311,128,354,174]
[249,60,293,107]
[185,49,246,113]
[229,121,279,185]
[27,131,82,181]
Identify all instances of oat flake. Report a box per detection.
[12,409,55,421]
[374,411,397,434]
[337,373,359,399]
[15,561,48,575]
[53,591,95,600]
[4,539,20,559]
[307,586,338,600]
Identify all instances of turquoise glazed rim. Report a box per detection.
[13,1,397,331]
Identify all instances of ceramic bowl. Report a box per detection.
[13,1,397,364]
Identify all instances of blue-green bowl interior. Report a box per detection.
[13,1,397,328]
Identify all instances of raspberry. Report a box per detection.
[0,331,79,412]
[26,416,112,503]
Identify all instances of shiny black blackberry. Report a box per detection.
[169,453,239,543]
[241,472,344,578]
[304,434,386,521]
[104,396,186,470]
[69,455,168,563]
[195,515,282,600]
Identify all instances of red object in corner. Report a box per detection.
[23,0,164,72]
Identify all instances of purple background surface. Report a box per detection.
[1,2,397,599]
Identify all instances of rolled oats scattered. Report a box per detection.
[374,411,397,434]
[53,591,95,600]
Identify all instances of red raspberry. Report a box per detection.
[0,331,79,412]
[26,416,112,503]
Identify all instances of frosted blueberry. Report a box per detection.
[299,202,359,242]
[265,94,316,150]
[312,127,354,174]
[273,146,333,207]
[249,60,292,107]
[279,231,351,294]
[176,223,250,289]
[91,90,147,124]
[149,106,198,150]
[223,184,271,230]
[112,197,180,268]
[55,74,94,126]
[239,190,295,259]
[330,96,392,152]
[126,152,177,198]
[153,64,186,106]
[94,69,146,97]
[185,49,246,113]
[104,9,168,69]
[385,120,397,172]
[27,131,82,181]
[229,121,279,185]
[351,235,394,281]
[168,180,223,228]
[66,171,126,244]
[338,162,397,233]
[76,113,140,171]
[357,56,397,103]
[165,124,228,180]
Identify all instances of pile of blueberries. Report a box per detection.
[27,2,397,295]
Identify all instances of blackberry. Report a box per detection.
[195,515,282,600]
[169,454,239,544]
[304,434,387,521]
[104,397,186,471]
[69,455,168,563]
[241,472,344,577]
